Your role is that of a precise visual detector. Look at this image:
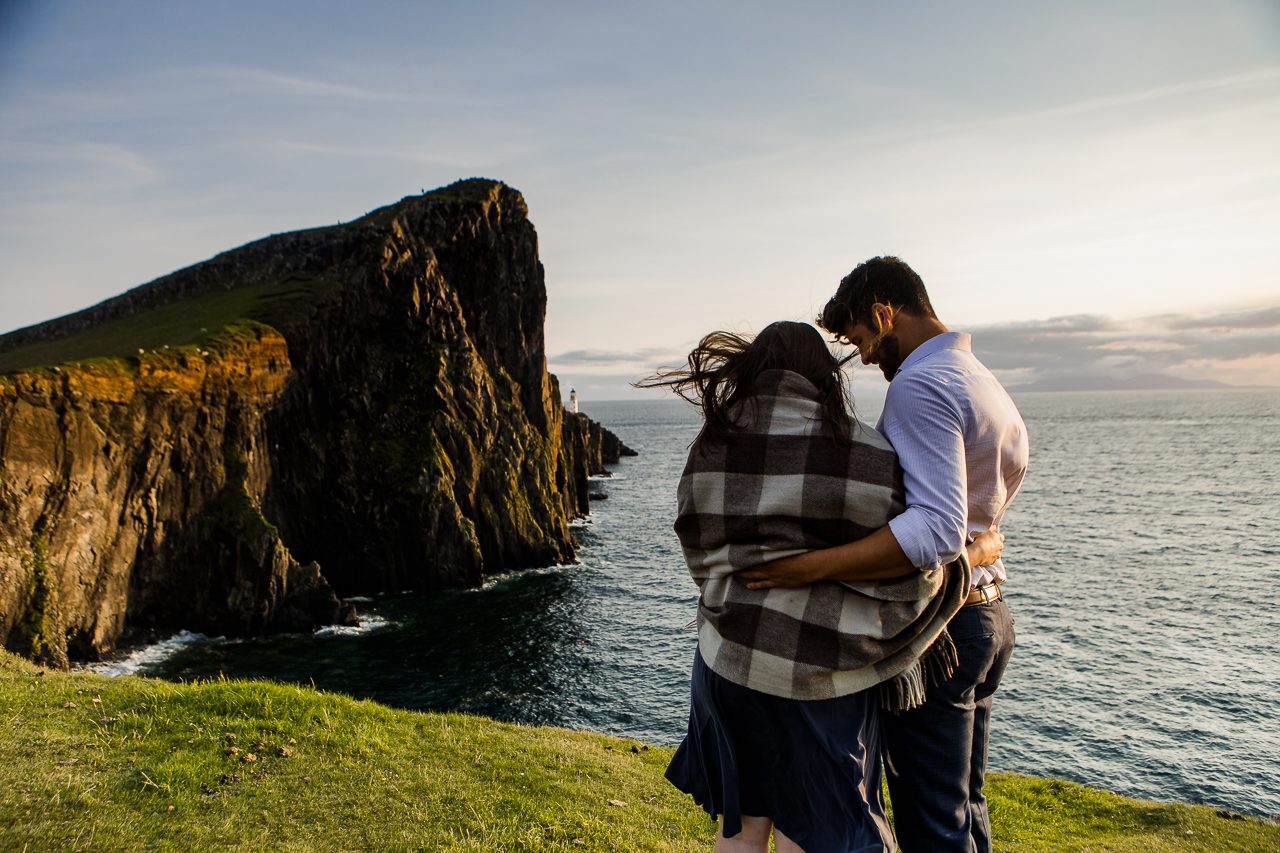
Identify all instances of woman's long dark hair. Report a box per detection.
[636,321,854,445]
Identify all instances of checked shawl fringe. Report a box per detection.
[879,629,959,713]
[676,369,969,703]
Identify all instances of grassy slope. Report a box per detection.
[0,178,500,377]
[0,274,337,375]
[1,653,1275,852]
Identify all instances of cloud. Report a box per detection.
[549,346,687,368]
[957,67,1280,133]
[1165,305,1280,331]
[970,302,1280,388]
[183,66,418,103]
[0,140,157,192]
[549,306,1280,395]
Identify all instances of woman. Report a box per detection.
[641,321,1001,853]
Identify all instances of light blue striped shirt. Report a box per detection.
[877,332,1029,587]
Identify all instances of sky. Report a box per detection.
[1,1,1278,399]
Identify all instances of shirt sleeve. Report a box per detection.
[880,372,969,570]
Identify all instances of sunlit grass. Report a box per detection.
[2,652,1276,851]
[0,273,337,375]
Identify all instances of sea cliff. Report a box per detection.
[0,180,633,665]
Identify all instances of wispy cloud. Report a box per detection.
[269,139,513,173]
[0,139,158,198]
[549,346,687,368]
[183,66,417,103]
[1,135,153,167]
[960,67,1280,132]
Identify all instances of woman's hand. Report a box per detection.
[966,529,1004,567]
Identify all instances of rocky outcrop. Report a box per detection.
[597,423,638,467]
[559,413,637,518]
[0,180,630,663]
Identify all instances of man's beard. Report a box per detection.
[871,332,903,381]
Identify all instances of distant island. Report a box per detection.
[0,179,633,667]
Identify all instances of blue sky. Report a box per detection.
[2,1,1278,398]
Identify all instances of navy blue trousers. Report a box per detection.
[881,598,1015,853]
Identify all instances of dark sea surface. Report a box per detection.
[109,389,1280,819]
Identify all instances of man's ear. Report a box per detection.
[871,302,896,335]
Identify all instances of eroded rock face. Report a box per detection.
[0,331,351,661]
[560,412,637,518]
[0,180,626,663]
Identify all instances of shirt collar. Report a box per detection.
[894,331,970,378]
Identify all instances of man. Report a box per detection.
[739,256,1028,852]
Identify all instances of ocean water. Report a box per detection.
[109,389,1280,819]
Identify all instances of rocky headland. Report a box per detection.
[0,180,634,666]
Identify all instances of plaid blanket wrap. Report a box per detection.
[675,369,968,708]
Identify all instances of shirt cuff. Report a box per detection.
[888,513,943,571]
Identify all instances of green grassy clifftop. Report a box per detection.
[1,652,1276,851]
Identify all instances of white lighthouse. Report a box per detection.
[569,388,578,413]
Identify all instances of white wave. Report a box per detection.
[80,630,217,677]
[476,562,578,590]
[342,595,375,604]
[313,613,394,637]
[79,612,394,675]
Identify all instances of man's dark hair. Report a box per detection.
[817,256,937,340]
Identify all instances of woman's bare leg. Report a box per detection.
[715,815,772,853]
[773,826,806,852]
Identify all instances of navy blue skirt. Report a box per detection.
[665,650,892,853]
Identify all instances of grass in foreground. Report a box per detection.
[1,652,1275,852]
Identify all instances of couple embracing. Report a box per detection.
[645,257,1029,853]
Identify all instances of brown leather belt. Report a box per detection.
[964,582,1003,607]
